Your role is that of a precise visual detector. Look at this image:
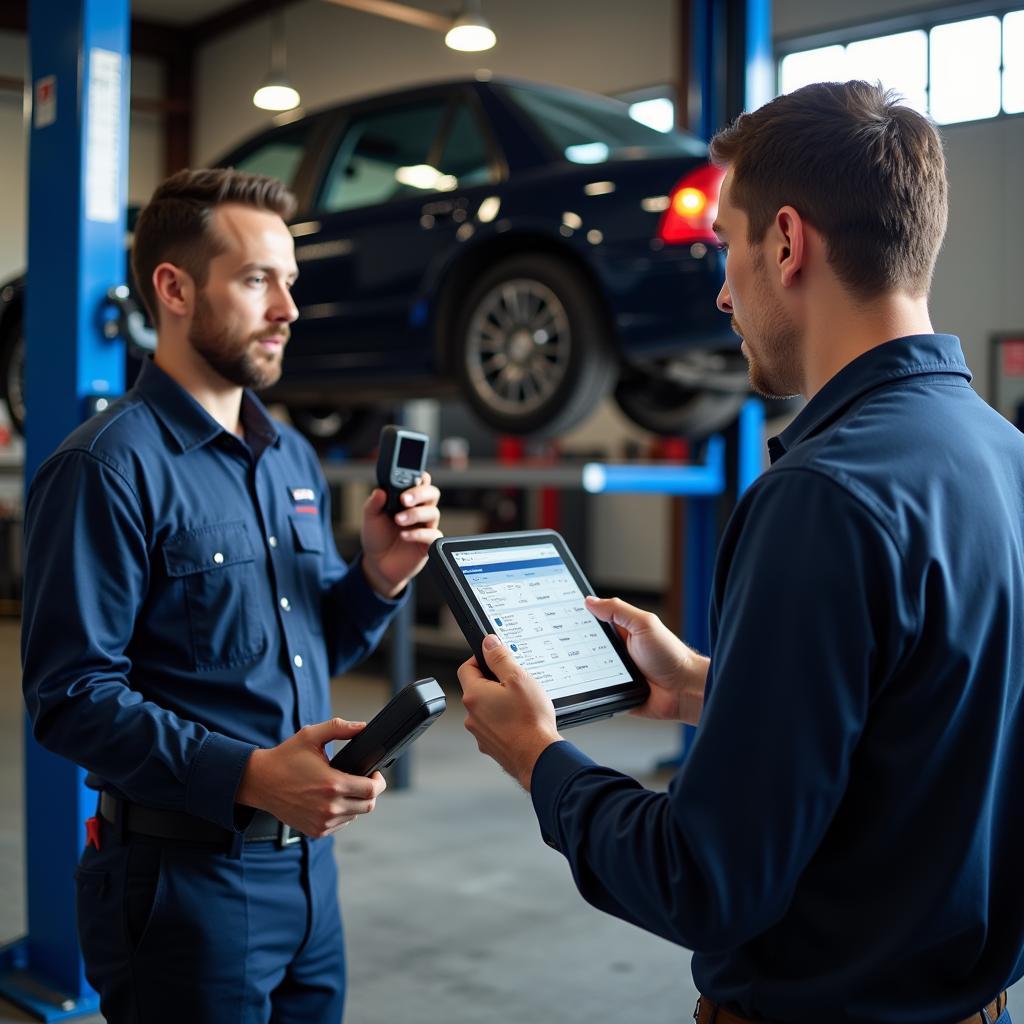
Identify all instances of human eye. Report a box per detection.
[246,273,267,287]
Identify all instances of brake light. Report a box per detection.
[657,164,725,245]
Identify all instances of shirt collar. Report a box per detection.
[767,334,971,464]
[134,358,281,453]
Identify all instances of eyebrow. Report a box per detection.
[711,221,725,238]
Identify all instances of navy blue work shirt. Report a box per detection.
[531,335,1024,1022]
[22,359,403,832]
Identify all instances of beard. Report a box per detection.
[732,253,801,399]
[189,292,288,391]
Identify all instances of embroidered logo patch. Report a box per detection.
[289,486,318,515]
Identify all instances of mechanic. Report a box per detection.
[22,167,442,1022]
[459,81,1024,1024]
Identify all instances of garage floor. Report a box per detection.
[0,619,1020,1023]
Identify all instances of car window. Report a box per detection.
[318,100,451,213]
[436,103,499,189]
[230,124,311,187]
[499,83,706,164]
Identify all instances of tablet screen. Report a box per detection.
[450,541,634,700]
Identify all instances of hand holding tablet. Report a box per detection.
[429,530,649,727]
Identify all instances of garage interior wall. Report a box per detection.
[193,0,677,164]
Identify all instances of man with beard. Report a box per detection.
[459,81,1024,1023]
[21,168,442,1022]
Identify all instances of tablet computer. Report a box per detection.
[429,530,649,727]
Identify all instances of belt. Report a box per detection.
[694,991,1007,1024]
[99,791,303,848]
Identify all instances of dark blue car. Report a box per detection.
[0,76,746,447]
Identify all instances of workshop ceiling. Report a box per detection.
[130,0,243,24]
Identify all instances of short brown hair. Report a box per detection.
[131,167,297,321]
[710,81,947,299]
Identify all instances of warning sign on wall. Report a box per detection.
[1002,338,1024,377]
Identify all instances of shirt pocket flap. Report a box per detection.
[163,521,256,578]
[290,515,324,554]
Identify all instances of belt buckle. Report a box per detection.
[277,822,301,848]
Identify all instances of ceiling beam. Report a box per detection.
[320,0,450,33]
[0,2,192,60]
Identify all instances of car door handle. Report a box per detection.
[422,200,456,219]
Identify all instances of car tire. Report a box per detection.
[613,369,747,438]
[0,309,25,435]
[287,404,392,456]
[451,254,615,436]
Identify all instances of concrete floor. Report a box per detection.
[0,619,1020,1022]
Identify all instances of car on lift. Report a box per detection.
[0,75,748,449]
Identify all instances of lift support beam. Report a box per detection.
[0,0,129,1017]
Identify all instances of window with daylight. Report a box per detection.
[778,8,1024,125]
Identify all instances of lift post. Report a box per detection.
[0,0,129,1017]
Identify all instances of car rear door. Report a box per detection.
[286,88,503,379]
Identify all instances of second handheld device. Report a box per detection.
[377,425,430,516]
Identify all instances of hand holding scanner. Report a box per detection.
[329,678,446,776]
[377,425,430,517]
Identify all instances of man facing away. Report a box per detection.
[460,81,1024,1023]
[22,168,442,1022]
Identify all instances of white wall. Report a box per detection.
[0,30,165,283]
[774,0,1024,398]
[194,0,676,163]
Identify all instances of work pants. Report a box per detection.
[75,816,346,1023]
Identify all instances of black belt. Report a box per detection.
[694,991,1008,1024]
[99,791,303,848]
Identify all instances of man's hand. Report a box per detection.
[236,718,386,837]
[458,635,563,790]
[585,595,708,725]
[361,471,442,598]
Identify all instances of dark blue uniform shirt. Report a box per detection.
[531,335,1024,1022]
[22,359,403,832]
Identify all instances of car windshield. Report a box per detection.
[499,83,706,164]
[228,122,312,188]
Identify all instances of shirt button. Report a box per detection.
[280,597,291,611]
[293,654,303,668]
[268,536,278,548]
[213,552,224,565]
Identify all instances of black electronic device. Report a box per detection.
[329,678,446,776]
[429,531,649,728]
[377,425,430,516]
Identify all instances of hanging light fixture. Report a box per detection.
[253,11,301,112]
[445,0,496,52]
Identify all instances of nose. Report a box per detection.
[270,282,299,324]
[716,278,732,315]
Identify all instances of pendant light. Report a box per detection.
[445,1,496,52]
[253,11,301,112]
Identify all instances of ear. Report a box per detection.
[773,206,805,289]
[151,262,196,322]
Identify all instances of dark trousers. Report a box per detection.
[75,817,346,1023]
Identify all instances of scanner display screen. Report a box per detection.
[396,437,426,470]
[451,543,632,699]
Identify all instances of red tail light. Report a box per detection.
[657,164,725,245]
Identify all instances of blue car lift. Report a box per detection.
[0,0,129,1017]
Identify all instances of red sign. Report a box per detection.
[1002,338,1024,377]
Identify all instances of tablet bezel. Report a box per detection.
[429,530,649,724]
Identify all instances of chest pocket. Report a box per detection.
[290,514,324,554]
[163,520,266,671]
